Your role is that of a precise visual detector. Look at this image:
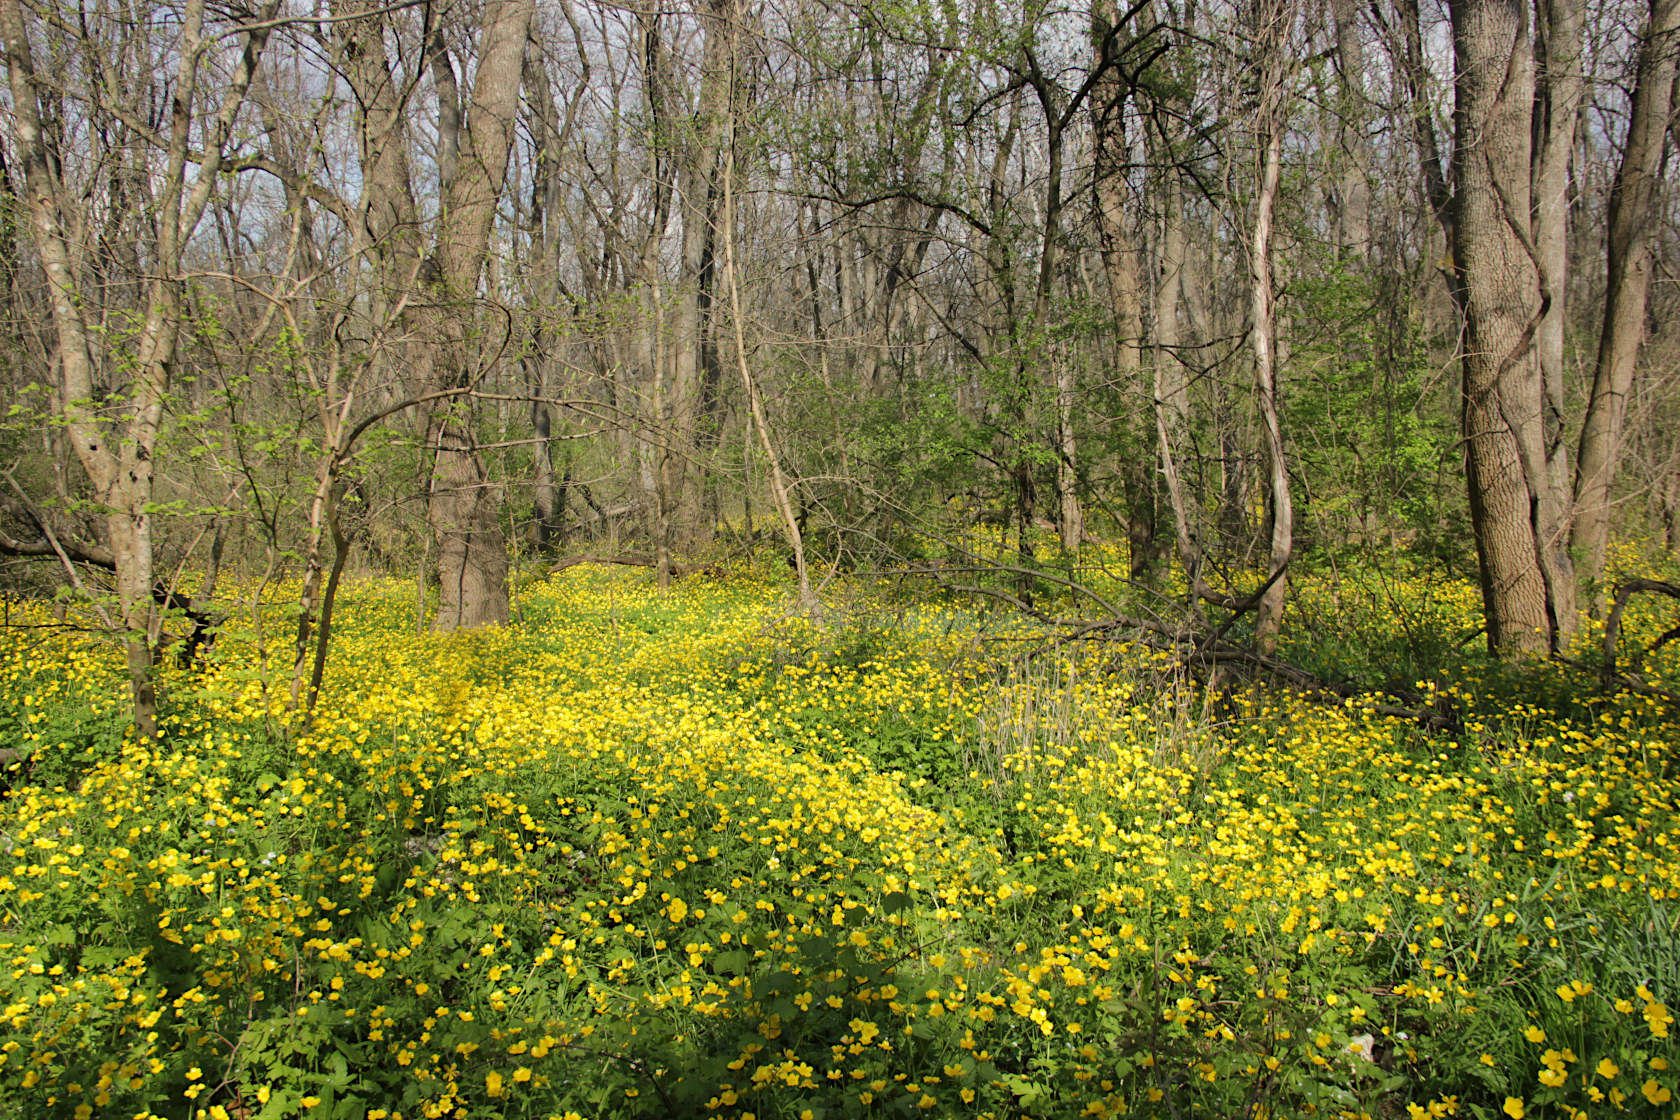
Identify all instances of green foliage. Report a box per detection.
[1284,264,1465,563]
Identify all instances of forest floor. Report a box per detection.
[0,545,1676,1120]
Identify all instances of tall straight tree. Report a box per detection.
[422,0,535,629]
[1531,0,1581,629]
[1448,0,1567,654]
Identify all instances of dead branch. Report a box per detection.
[893,557,1459,733]
[1599,578,1680,699]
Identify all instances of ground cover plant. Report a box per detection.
[0,554,1677,1120]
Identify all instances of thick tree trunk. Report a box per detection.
[424,0,532,629]
[1573,0,1680,602]
[1094,117,1157,577]
[1450,0,1554,655]
[664,0,733,553]
[1097,188,1158,578]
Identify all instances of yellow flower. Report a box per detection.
[1641,1080,1672,1105]
[1523,1026,1545,1043]
[1556,979,1593,1003]
[1645,1000,1674,1039]
[1597,1057,1619,1079]
[667,896,688,922]
[486,1070,504,1097]
[1502,1097,1525,1119]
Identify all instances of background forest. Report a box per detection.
[2,0,1679,714]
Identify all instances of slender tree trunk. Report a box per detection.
[723,145,818,617]
[1250,61,1292,654]
[1573,0,1680,601]
[1154,172,1200,600]
[1,0,274,736]
[532,387,559,547]
[1529,0,1582,641]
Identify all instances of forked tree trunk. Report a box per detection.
[424,0,533,630]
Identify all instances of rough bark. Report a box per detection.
[1449,0,1553,655]
[663,0,734,557]
[1329,0,1371,257]
[430,411,512,629]
[1154,170,1200,601]
[1093,2,1163,578]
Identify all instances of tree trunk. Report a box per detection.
[1573,0,1680,602]
[1529,0,1582,642]
[1250,44,1292,655]
[1154,171,1200,599]
[1329,0,1371,257]
[424,0,533,629]
[723,144,819,617]
[1450,0,1554,655]
[430,413,512,629]
[664,0,734,554]
[1091,10,1160,578]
